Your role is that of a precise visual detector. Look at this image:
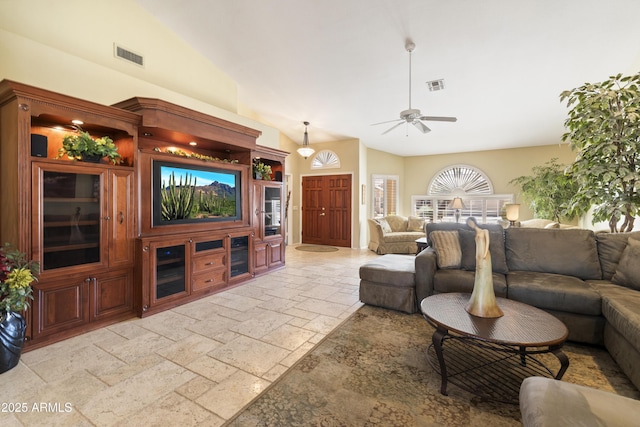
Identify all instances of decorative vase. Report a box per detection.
[0,311,27,374]
[465,217,504,318]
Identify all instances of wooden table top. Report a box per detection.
[421,293,568,347]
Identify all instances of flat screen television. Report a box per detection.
[152,160,241,226]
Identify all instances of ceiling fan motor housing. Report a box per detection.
[400,108,421,120]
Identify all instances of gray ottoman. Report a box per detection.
[359,254,417,314]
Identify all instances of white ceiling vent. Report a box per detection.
[426,79,445,91]
[114,43,144,67]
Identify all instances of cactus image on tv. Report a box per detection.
[160,166,237,222]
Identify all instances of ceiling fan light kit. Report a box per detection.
[373,40,457,135]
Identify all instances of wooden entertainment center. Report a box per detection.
[0,80,287,350]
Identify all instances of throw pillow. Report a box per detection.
[459,229,509,274]
[430,230,462,269]
[407,216,425,232]
[611,238,640,291]
[377,218,392,233]
[544,222,560,229]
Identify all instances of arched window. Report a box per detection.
[311,150,340,169]
[412,165,513,224]
[428,165,493,195]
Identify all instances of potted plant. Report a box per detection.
[560,72,640,232]
[0,243,39,373]
[253,161,272,180]
[510,158,589,223]
[57,126,121,164]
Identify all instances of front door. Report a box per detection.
[301,174,351,247]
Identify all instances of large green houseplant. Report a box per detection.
[560,72,640,232]
[57,126,121,164]
[510,158,587,222]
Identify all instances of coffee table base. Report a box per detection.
[426,329,569,404]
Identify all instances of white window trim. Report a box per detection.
[372,174,399,218]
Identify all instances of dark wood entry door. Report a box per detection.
[302,174,352,247]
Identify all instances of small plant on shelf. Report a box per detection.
[253,161,272,180]
[57,126,121,164]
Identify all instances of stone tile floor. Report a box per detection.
[0,246,377,426]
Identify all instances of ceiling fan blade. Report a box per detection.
[371,118,403,126]
[419,116,458,122]
[413,120,431,133]
[382,121,405,135]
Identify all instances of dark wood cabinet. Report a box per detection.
[137,230,252,316]
[0,79,286,350]
[0,80,139,349]
[251,147,287,275]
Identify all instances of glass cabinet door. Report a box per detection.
[264,186,281,237]
[155,244,187,299]
[40,168,103,271]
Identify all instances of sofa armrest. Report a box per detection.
[415,247,437,302]
[367,219,384,253]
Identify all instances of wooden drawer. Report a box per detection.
[192,252,226,274]
[192,269,227,292]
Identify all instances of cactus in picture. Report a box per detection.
[161,172,197,220]
[198,192,236,217]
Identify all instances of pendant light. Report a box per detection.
[297,121,315,159]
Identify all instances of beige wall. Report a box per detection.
[403,144,576,221]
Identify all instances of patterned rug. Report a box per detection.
[295,244,339,252]
[225,305,639,426]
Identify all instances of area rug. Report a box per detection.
[295,244,339,252]
[225,305,639,426]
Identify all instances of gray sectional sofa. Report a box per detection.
[412,222,640,391]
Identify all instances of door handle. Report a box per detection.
[320,213,325,216]
[119,211,124,224]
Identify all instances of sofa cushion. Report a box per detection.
[377,218,392,233]
[595,231,640,280]
[507,271,602,316]
[611,238,640,291]
[385,215,408,232]
[434,269,507,297]
[505,228,601,280]
[459,229,508,274]
[599,284,640,354]
[382,231,425,243]
[407,216,425,232]
[430,230,462,269]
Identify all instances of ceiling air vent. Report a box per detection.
[114,44,144,67]
[426,79,445,92]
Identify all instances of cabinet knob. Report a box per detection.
[206,261,215,266]
[104,216,111,220]
[119,211,124,224]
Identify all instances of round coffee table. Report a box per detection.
[421,293,569,403]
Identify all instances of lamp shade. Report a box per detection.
[449,197,465,210]
[505,203,520,222]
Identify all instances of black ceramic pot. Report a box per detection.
[0,311,26,374]
[81,154,102,163]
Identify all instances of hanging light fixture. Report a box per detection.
[297,121,315,159]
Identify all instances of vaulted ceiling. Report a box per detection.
[135,0,640,156]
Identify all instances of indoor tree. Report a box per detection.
[510,158,587,222]
[560,72,640,232]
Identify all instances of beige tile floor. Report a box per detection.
[0,246,376,426]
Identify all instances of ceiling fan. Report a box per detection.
[373,40,457,135]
